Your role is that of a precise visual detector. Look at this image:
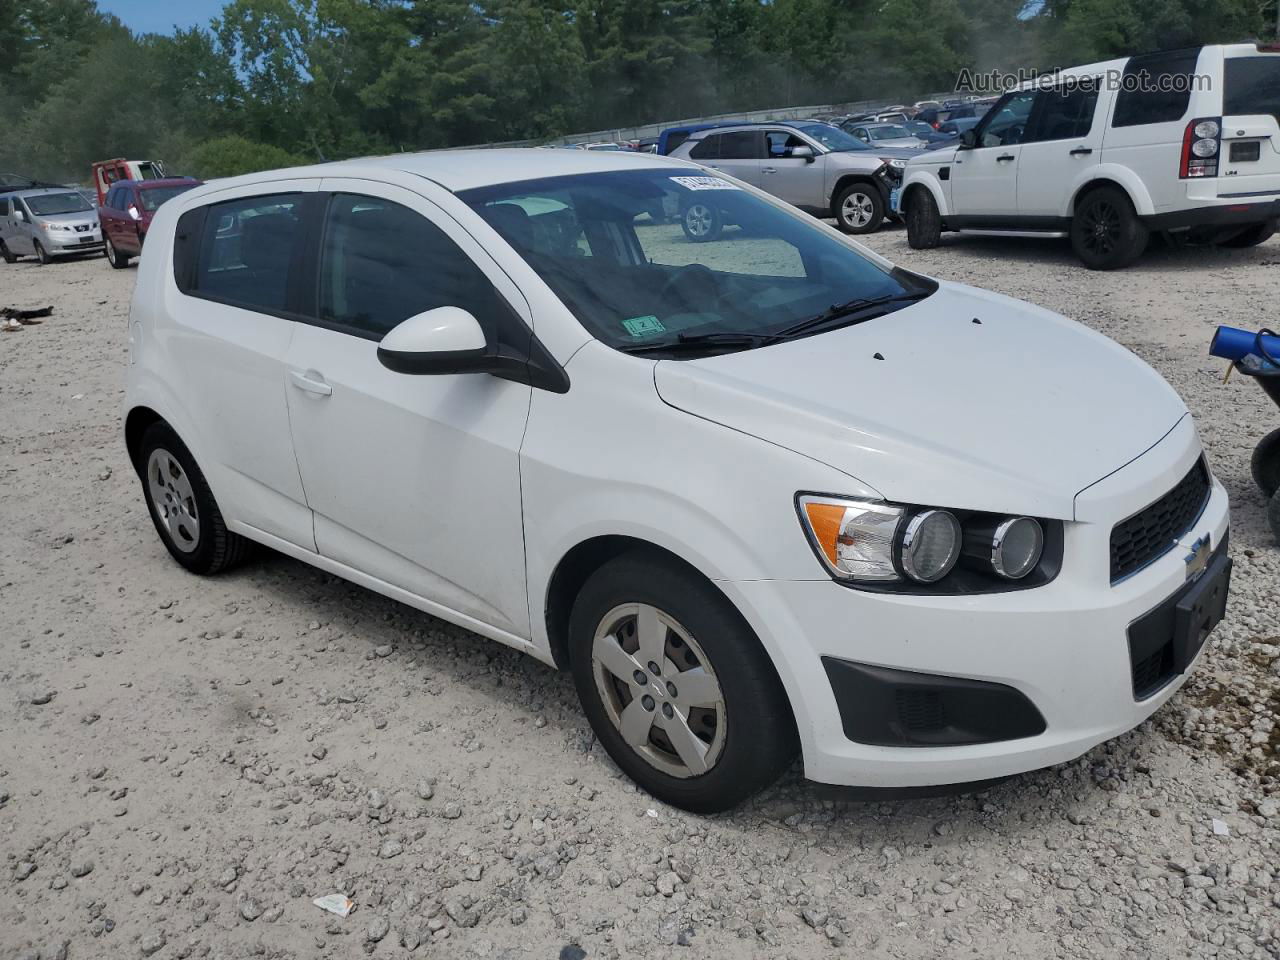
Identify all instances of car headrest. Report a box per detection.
[480,203,535,251]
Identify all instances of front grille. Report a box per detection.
[1110,459,1210,583]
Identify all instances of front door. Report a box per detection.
[762,130,824,207]
[950,89,1037,219]
[283,179,533,638]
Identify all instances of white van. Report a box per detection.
[899,43,1280,268]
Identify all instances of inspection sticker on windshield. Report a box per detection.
[670,176,739,191]
[623,315,666,338]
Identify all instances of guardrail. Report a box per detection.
[467,91,962,149]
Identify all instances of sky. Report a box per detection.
[97,0,226,35]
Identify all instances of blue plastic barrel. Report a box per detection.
[1209,326,1280,362]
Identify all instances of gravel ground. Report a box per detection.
[2,225,1278,960]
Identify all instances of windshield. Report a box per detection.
[25,192,94,216]
[138,183,197,211]
[792,123,871,152]
[459,169,926,358]
[868,124,912,140]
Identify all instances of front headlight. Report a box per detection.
[886,158,906,169]
[797,494,1060,592]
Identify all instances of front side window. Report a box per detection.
[460,169,926,358]
[0,197,9,217]
[766,131,810,157]
[193,194,303,312]
[319,193,501,339]
[25,192,94,216]
[977,90,1037,147]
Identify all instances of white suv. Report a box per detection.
[125,149,1230,812]
[900,43,1280,268]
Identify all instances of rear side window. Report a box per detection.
[719,131,762,159]
[1225,56,1280,123]
[689,136,719,160]
[318,193,503,340]
[1030,86,1099,142]
[188,194,304,313]
[0,197,8,216]
[1111,49,1201,128]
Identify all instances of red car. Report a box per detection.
[99,177,201,268]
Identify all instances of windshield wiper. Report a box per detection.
[765,291,930,343]
[617,332,770,355]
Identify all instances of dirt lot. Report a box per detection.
[2,226,1278,960]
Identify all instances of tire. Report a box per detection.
[1216,222,1276,249]
[833,181,884,234]
[1070,186,1148,270]
[681,201,722,242]
[33,239,52,265]
[138,422,252,575]
[1251,427,1280,498]
[1269,489,1280,545]
[104,235,130,269]
[0,240,16,264]
[905,188,942,249]
[568,550,796,813]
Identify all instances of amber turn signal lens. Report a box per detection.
[802,501,847,566]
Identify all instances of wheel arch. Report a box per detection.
[1066,169,1154,218]
[829,173,885,213]
[899,170,949,217]
[125,405,165,475]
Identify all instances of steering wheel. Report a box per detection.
[658,263,722,312]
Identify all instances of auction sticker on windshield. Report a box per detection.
[671,176,739,191]
[622,315,666,337]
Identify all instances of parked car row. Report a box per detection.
[0,162,200,268]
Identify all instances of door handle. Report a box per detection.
[289,370,332,397]
[762,166,777,174]
[1069,147,1094,156]
[996,153,1016,163]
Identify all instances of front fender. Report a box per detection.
[900,170,950,217]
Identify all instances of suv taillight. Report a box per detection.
[1180,117,1222,179]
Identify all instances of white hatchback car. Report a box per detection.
[125,149,1231,812]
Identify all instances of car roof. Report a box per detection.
[112,177,201,190]
[9,187,85,200]
[198,148,697,195]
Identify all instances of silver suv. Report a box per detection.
[0,187,103,264]
[668,122,911,235]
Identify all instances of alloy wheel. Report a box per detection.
[842,191,876,228]
[147,448,200,553]
[591,602,726,778]
[684,204,714,238]
[1081,199,1121,256]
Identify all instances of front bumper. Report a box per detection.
[718,418,1231,788]
[44,229,103,253]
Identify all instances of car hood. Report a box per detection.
[871,137,926,148]
[38,211,98,226]
[653,283,1187,520]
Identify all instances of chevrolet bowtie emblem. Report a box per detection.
[1185,534,1211,581]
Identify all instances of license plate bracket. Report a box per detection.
[1171,553,1231,672]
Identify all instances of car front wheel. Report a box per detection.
[569,551,795,813]
[33,239,52,265]
[905,188,942,248]
[1252,427,1280,498]
[138,422,251,574]
[105,236,130,268]
[833,182,884,234]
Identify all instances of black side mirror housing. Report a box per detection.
[960,129,978,149]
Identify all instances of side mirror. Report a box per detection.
[960,129,978,149]
[791,145,815,163]
[377,306,488,376]
[13,209,26,223]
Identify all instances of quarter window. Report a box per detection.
[1112,48,1201,128]
[192,194,304,313]
[318,193,502,339]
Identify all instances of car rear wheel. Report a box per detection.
[105,236,130,269]
[1251,427,1280,498]
[33,240,52,265]
[681,201,723,243]
[569,550,796,813]
[1070,186,1148,270]
[1216,222,1276,248]
[0,240,16,263]
[906,188,943,249]
[833,182,884,234]
[138,422,252,575]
